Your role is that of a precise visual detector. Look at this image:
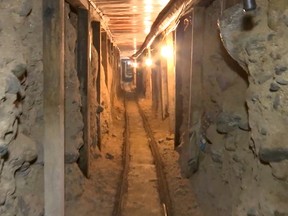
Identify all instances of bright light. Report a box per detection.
[144,5,153,13]
[127,61,131,65]
[132,5,137,12]
[132,61,138,68]
[160,0,170,6]
[144,26,151,34]
[145,58,153,67]
[161,45,173,58]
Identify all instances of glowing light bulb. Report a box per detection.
[132,62,138,68]
[161,45,173,58]
[145,58,153,67]
[144,26,151,34]
[160,0,169,6]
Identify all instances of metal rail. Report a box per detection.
[112,93,130,216]
[136,99,173,216]
[113,92,173,216]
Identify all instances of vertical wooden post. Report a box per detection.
[43,0,65,215]
[151,58,162,116]
[77,8,90,178]
[92,21,101,104]
[92,21,102,150]
[166,33,176,133]
[110,42,114,65]
[179,7,205,176]
[188,7,205,130]
[101,32,108,86]
[111,46,117,101]
[108,39,111,64]
[145,48,152,101]
[175,15,192,148]
[160,52,169,120]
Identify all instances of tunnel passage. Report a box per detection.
[1,0,288,216]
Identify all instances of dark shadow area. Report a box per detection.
[220,35,249,85]
[241,14,256,31]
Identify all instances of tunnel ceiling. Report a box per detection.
[93,0,170,57]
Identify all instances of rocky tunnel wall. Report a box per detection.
[0,0,44,215]
[0,0,121,214]
[174,0,288,215]
[218,0,288,215]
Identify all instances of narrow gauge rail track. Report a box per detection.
[113,91,173,216]
[112,91,130,216]
[136,99,173,216]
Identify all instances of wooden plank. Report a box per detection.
[65,0,89,9]
[101,32,108,86]
[43,0,65,215]
[92,21,101,103]
[92,21,102,150]
[188,7,205,129]
[108,39,112,64]
[151,58,159,114]
[166,33,176,133]
[174,14,192,148]
[77,8,91,178]
[160,57,169,120]
[181,7,205,175]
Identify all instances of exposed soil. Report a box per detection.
[139,97,204,216]
[66,98,124,216]
[122,92,162,216]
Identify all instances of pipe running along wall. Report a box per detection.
[132,0,202,59]
[132,0,257,59]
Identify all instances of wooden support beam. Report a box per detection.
[77,8,91,178]
[92,21,102,150]
[175,14,192,148]
[43,0,65,215]
[92,21,101,104]
[188,7,205,129]
[151,58,162,116]
[65,0,89,9]
[166,33,176,133]
[108,39,112,64]
[112,46,115,70]
[160,56,169,120]
[101,32,108,86]
[181,7,205,176]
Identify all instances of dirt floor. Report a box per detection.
[139,97,204,216]
[66,87,205,216]
[66,98,124,216]
[123,92,162,216]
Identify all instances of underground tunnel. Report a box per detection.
[0,0,288,215]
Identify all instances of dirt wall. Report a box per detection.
[177,0,288,215]
[218,1,288,215]
[175,0,271,215]
[188,1,251,215]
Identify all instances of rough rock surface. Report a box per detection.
[219,1,288,163]
[64,4,84,164]
[218,1,288,215]
[0,0,43,215]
